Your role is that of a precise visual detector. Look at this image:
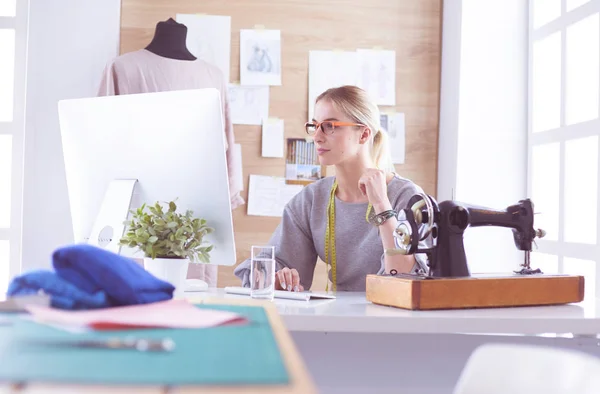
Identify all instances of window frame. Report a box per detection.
[528,0,600,298]
[0,0,28,290]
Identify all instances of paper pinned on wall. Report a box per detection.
[233,144,244,191]
[380,113,390,132]
[175,14,232,83]
[240,29,282,86]
[308,50,359,121]
[385,112,405,164]
[227,84,269,125]
[357,49,396,106]
[262,118,285,158]
[247,175,303,217]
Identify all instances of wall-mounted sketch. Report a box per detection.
[247,42,275,73]
[176,14,231,83]
[380,113,390,135]
[388,112,405,164]
[227,84,270,125]
[307,50,359,121]
[240,29,282,86]
[357,49,396,106]
[190,39,216,66]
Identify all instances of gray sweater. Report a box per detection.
[233,175,427,291]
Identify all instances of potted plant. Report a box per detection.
[119,200,214,294]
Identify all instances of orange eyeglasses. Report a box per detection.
[304,120,365,136]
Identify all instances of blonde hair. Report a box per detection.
[316,85,394,172]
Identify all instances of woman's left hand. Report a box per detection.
[358,169,392,212]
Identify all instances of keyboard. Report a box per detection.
[224,286,336,301]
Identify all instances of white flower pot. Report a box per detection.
[143,257,189,298]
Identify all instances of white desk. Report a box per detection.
[188,290,600,394]
[188,289,600,335]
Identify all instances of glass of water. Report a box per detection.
[250,246,276,300]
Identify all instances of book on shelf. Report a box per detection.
[285,138,322,183]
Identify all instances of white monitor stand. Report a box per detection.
[87,179,137,253]
[58,88,238,291]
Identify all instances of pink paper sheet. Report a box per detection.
[25,299,246,330]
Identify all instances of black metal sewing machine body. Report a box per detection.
[430,199,536,277]
[391,195,542,279]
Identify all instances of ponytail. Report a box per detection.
[372,129,395,172]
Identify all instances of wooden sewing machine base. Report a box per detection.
[365,273,585,310]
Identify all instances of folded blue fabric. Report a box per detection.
[6,270,109,310]
[52,244,175,306]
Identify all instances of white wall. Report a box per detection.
[21,0,121,271]
[438,0,529,273]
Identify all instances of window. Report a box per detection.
[0,135,11,228]
[530,143,560,240]
[532,0,561,29]
[532,32,561,133]
[0,0,16,17]
[530,252,559,274]
[0,29,16,122]
[529,0,600,299]
[567,0,592,12]
[0,1,27,293]
[564,136,598,244]
[565,14,599,125]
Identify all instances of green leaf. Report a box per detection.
[121,198,213,262]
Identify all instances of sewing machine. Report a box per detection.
[365,194,585,310]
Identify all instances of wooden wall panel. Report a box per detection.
[120,0,442,289]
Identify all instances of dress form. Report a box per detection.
[145,18,196,61]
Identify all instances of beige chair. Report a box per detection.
[453,343,600,394]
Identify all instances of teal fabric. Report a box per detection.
[0,304,289,386]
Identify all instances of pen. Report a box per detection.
[24,337,175,352]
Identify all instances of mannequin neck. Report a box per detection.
[145,18,196,61]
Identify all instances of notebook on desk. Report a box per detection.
[224,286,336,301]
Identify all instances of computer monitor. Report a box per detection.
[57,88,236,266]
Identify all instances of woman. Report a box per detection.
[234,85,427,292]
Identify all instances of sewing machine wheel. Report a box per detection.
[407,193,439,241]
[392,208,420,254]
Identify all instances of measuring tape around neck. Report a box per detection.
[324,179,373,292]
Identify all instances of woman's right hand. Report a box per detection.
[275,267,304,292]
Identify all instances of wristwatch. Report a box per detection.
[370,209,397,226]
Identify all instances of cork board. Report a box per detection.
[120,0,442,289]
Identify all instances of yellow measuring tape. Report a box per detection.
[325,180,373,292]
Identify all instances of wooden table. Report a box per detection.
[0,298,316,394]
